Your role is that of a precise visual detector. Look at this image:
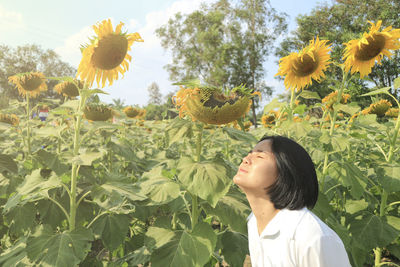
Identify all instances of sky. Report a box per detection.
[0,0,327,107]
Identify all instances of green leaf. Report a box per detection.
[177,157,231,207]
[72,150,105,166]
[149,222,216,267]
[350,213,399,250]
[165,118,193,145]
[380,165,400,193]
[222,127,257,143]
[360,87,391,97]
[328,162,367,199]
[331,135,349,152]
[110,246,151,267]
[202,195,250,234]
[0,154,18,173]
[263,98,285,114]
[221,231,248,267]
[5,202,36,235]
[334,103,360,115]
[139,167,180,205]
[394,77,400,89]
[298,90,321,100]
[80,88,109,98]
[91,214,130,251]
[387,215,400,231]
[3,170,62,213]
[26,225,93,267]
[35,150,69,176]
[345,199,368,214]
[59,99,79,110]
[144,226,177,250]
[0,237,30,267]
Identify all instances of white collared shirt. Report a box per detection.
[247,208,351,267]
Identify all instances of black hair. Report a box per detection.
[259,135,318,210]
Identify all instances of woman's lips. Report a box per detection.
[239,168,248,173]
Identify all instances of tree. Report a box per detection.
[156,0,287,126]
[110,98,126,110]
[0,44,76,103]
[275,0,400,105]
[147,82,162,105]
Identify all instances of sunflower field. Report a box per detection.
[0,18,400,267]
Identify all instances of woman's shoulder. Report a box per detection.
[292,208,341,243]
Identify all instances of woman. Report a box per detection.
[233,135,351,267]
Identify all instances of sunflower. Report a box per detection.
[83,104,113,121]
[123,106,146,119]
[54,79,84,97]
[343,21,400,78]
[322,91,351,110]
[261,113,275,127]
[173,85,255,125]
[362,99,392,117]
[385,108,399,118]
[275,37,331,91]
[8,72,47,98]
[0,114,19,126]
[77,19,143,88]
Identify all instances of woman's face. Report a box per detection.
[233,139,279,196]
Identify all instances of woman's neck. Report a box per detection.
[246,193,280,236]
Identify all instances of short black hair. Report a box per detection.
[259,135,318,210]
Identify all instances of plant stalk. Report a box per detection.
[26,94,31,155]
[191,124,204,229]
[69,94,85,231]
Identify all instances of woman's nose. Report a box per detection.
[242,154,251,164]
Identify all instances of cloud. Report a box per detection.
[0,4,23,31]
[54,26,94,68]
[134,0,214,50]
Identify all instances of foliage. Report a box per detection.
[147,82,162,105]
[0,44,76,102]
[275,0,400,105]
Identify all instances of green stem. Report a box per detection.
[289,89,296,118]
[69,94,85,231]
[388,112,400,162]
[375,94,400,265]
[26,94,31,155]
[191,124,204,229]
[374,248,382,267]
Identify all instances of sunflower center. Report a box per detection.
[202,93,238,108]
[91,34,128,70]
[292,53,319,77]
[355,33,386,61]
[21,76,44,91]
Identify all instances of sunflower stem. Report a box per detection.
[26,94,31,156]
[191,123,204,229]
[289,89,296,117]
[69,92,86,231]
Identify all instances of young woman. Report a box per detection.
[233,135,351,267]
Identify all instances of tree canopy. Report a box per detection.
[0,44,76,103]
[275,0,400,105]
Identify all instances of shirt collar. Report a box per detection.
[249,207,308,239]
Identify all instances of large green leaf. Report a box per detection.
[360,86,391,97]
[221,231,248,267]
[0,237,30,267]
[0,154,18,173]
[165,118,193,145]
[35,150,69,176]
[139,168,180,205]
[148,222,217,267]
[350,213,399,250]
[202,195,250,234]
[71,150,105,166]
[5,202,36,235]
[26,225,93,267]
[222,127,257,143]
[177,157,231,207]
[334,103,360,116]
[3,170,62,213]
[328,162,367,199]
[298,90,321,100]
[91,214,131,251]
[380,164,400,193]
